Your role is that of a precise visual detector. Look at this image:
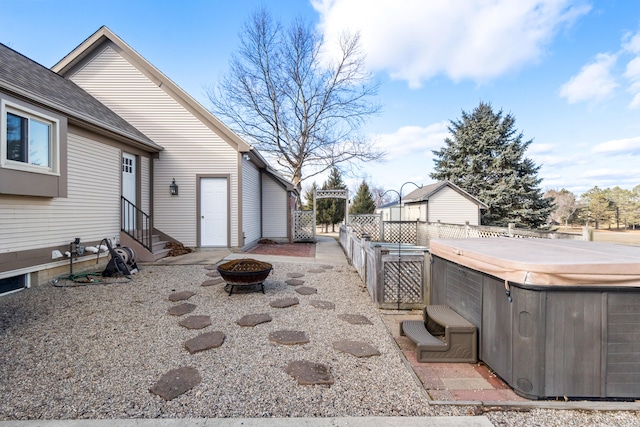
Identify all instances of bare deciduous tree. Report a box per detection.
[208,8,382,191]
[544,188,578,228]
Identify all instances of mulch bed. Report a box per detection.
[245,242,315,257]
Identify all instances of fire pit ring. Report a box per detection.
[217,258,273,295]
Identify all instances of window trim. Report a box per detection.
[1,100,60,176]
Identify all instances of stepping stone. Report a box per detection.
[179,315,211,330]
[269,330,309,345]
[333,340,381,358]
[270,297,299,308]
[149,366,201,400]
[295,286,317,295]
[206,270,221,277]
[204,264,219,270]
[307,269,325,273]
[287,272,304,278]
[285,279,305,286]
[319,265,334,269]
[185,331,225,354]
[337,314,373,325]
[202,278,225,287]
[285,360,334,385]
[237,313,273,327]
[309,300,335,310]
[168,303,197,316]
[168,291,196,302]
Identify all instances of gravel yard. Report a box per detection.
[1,261,639,426]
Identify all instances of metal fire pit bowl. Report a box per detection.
[217,258,273,295]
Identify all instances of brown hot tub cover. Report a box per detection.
[429,238,640,287]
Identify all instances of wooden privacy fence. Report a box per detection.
[341,225,427,310]
[340,220,591,310]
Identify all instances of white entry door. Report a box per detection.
[122,153,136,231]
[201,178,228,246]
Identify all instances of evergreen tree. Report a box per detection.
[350,181,377,214]
[324,167,347,232]
[430,102,553,228]
[304,182,318,210]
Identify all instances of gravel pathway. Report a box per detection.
[1,262,639,426]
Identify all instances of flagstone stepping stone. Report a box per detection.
[185,331,225,354]
[285,360,334,385]
[270,297,299,308]
[206,270,221,277]
[319,265,334,269]
[295,286,317,295]
[307,268,325,273]
[179,315,211,329]
[285,279,305,286]
[202,278,225,287]
[337,314,373,325]
[237,313,273,327]
[309,300,335,310]
[269,330,309,345]
[204,264,219,270]
[168,303,197,316]
[332,340,381,358]
[168,291,196,302]
[287,272,304,278]
[149,366,201,400]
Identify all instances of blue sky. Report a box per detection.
[2,0,640,197]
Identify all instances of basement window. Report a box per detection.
[0,274,28,295]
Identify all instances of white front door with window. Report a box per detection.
[201,177,228,246]
[122,153,136,231]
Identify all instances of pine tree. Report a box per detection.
[350,181,377,214]
[325,167,347,232]
[430,102,553,228]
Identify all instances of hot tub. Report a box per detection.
[429,238,640,399]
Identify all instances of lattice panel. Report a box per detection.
[349,214,380,241]
[383,222,417,244]
[315,189,348,199]
[293,210,314,241]
[382,260,422,304]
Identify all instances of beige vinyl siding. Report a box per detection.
[68,45,239,247]
[0,132,120,252]
[428,186,480,225]
[262,175,287,239]
[242,159,261,246]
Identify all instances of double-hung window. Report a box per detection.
[1,101,59,175]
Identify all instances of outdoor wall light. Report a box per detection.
[170,178,179,196]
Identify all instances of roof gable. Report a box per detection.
[0,42,161,152]
[403,180,487,209]
[52,26,250,152]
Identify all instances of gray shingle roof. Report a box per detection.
[0,42,161,151]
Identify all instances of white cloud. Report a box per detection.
[624,56,640,108]
[528,143,555,154]
[559,53,619,104]
[374,122,449,160]
[312,0,590,87]
[592,136,640,154]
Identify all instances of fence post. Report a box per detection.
[508,223,515,237]
[378,212,383,242]
[436,220,441,239]
[374,244,383,305]
[465,221,470,238]
[582,226,593,241]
